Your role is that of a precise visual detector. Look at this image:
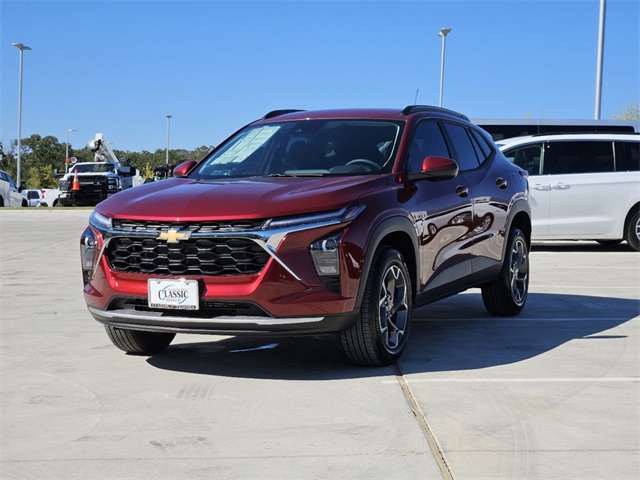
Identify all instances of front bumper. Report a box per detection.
[83,206,369,334]
[88,305,358,336]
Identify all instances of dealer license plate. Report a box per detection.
[148,279,199,310]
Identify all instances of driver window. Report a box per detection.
[407,121,451,173]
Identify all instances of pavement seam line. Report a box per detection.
[393,362,454,480]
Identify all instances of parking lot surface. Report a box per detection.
[1,210,638,479]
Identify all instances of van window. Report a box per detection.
[615,141,640,171]
[504,144,543,175]
[543,141,614,175]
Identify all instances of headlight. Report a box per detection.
[89,210,112,230]
[80,226,99,285]
[265,204,365,229]
[309,232,343,293]
[310,233,341,275]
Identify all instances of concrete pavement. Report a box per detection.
[1,210,638,479]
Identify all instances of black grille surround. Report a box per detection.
[105,221,272,276]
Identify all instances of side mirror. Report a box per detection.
[173,160,197,178]
[409,156,459,181]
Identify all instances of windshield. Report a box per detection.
[72,163,116,174]
[190,119,402,179]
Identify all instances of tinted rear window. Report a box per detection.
[615,141,640,171]
[543,141,614,175]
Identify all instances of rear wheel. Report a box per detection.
[105,326,175,354]
[341,247,412,366]
[626,210,640,252]
[482,227,529,316]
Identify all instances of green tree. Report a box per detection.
[613,101,640,120]
[18,134,67,188]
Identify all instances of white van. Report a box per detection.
[499,133,639,251]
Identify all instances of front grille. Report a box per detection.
[106,237,270,276]
[112,219,266,233]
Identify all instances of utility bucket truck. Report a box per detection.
[58,133,143,206]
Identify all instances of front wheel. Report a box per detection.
[105,326,175,355]
[341,247,412,367]
[626,210,640,252]
[482,228,529,316]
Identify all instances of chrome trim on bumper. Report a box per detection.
[89,306,325,328]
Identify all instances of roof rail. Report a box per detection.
[262,109,306,119]
[529,131,640,138]
[401,105,470,121]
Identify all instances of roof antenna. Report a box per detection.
[414,88,419,105]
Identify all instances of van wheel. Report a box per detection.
[482,227,529,316]
[341,247,412,366]
[105,326,175,354]
[626,210,640,252]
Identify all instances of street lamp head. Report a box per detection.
[12,42,32,51]
[166,114,172,119]
[68,128,77,133]
[438,28,452,38]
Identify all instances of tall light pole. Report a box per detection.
[438,28,451,108]
[594,0,606,119]
[12,42,31,188]
[66,129,77,173]
[165,114,172,165]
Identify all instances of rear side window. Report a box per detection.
[469,129,493,164]
[407,121,451,173]
[503,144,543,175]
[442,123,480,171]
[542,141,614,175]
[615,141,640,171]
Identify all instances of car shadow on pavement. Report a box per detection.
[145,292,639,380]
[531,241,634,252]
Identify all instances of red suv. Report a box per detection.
[81,106,531,366]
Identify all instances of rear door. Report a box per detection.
[442,123,513,273]
[543,140,627,237]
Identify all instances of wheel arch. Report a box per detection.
[624,202,640,235]
[506,199,532,246]
[355,215,419,309]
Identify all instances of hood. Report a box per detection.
[96,175,390,221]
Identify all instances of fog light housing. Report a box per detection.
[80,227,99,285]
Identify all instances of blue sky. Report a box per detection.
[1,0,638,152]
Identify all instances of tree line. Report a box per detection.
[1,102,637,190]
[0,134,214,189]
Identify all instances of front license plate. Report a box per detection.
[148,279,199,310]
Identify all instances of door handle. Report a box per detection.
[456,185,469,197]
[533,184,551,191]
[552,183,570,190]
[496,177,508,189]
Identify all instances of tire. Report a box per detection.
[341,247,412,366]
[105,326,175,355]
[626,210,640,252]
[482,227,529,316]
